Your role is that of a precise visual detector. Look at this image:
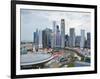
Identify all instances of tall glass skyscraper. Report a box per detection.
[87,32,91,48]
[65,34,69,47]
[80,30,85,49]
[34,29,39,50]
[75,36,81,47]
[69,28,75,47]
[42,28,52,48]
[55,25,61,48]
[52,21,56,48]
[38,30,43,48]
[61,19,65,48]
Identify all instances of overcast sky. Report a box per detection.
[21,9,91,42]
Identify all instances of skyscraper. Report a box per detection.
[61,19,65,48]
[86,32,91,48]
[80,30,85,49]
[65,34,69,47]
[38,30,43,48]
[34,29,39,50]
[75,36,81,47]
[33,32,36,52]
[55,25,61,48]
[33,32,36,43]
[52,21,56,48]
[51,31,54,48]
[69,28,75,47]
[42,30,47,48]
[42,28,52,48]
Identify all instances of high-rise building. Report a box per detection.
[86,32,91,48]
[38,30,43,48]
[61,19,65,48]
[75,36,81,47]
[33,32,36,43]
[80,30,85,49]
[55,25,61,48]
[51,31,54,48]
[42,28,52,48]
[42,30,47,48]
[69,28,75,47]
[33,32,36,52]
[52,21,56,48]
[65,34,69,47]
[33,29,39,50]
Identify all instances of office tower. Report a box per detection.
[38,30,43,48]
[51,31,54,48]
[65,34,69,47]
[75,36,81,47]
[55,25,61,48]
[80,30,85,49]
[42,28,52,48]
[69,28,75,47]
[61,19,65,48]
[42,30,47,48]
[33,32,36,43]
[52,21,56,48]
[33,32,36,52]
[87,32,91,48]
[33,29,39,51]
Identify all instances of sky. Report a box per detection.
[20,9,91,42]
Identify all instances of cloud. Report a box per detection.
[21,9,91,41]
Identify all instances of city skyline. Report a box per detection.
[21,9,91,41]
[33,25,91,49]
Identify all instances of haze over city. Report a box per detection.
[21,9,91,42]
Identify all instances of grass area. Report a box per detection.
[67,63,75,67]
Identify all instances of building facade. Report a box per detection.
[55,25,61,48]
[75,36,81,47]
[86,32,91,48]
[65,34,69,47]
[80,30,85,49]
[33,29,39,50]
[38,30,43,48]
[52,21,56,48]
[42,28,52,48]
[69,28,75,47]
[61,19,65,48]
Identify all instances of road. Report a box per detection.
[74,61,90,67]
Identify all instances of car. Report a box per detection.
[59,57,68,62]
